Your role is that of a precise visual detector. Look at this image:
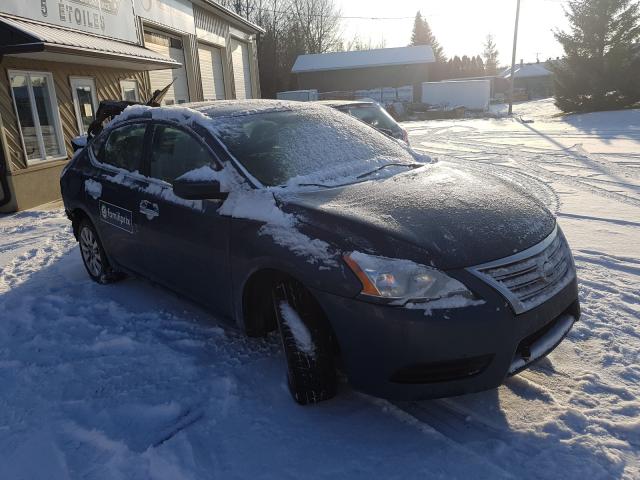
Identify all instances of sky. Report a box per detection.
[336,0,569,66]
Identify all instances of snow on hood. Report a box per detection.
[279,161,556,270]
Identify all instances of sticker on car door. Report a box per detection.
[99,200,133,233]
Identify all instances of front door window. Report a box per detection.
[149,125,217,183]
[70,77,98,135]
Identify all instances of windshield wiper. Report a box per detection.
[356,163,423,180]
[290,163,423,188]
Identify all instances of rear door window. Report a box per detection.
[149,124,218,183]
[95,123,147,173]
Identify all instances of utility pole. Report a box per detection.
[508,0,521,115]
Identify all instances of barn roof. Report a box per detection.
[501,63,553,79]
[292,45,436,74]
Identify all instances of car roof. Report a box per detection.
[314,99,377,108]
[109,99,355,130]
[183,99,311,118]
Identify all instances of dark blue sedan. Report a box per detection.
[61,100,580,404]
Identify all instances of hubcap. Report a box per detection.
[80,226,102,277]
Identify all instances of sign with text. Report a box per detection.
[2,0,138,43]
[134,0,195,34]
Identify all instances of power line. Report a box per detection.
[251,0,566,20]
[254,9,417,20]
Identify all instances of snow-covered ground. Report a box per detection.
[1,98,638,479]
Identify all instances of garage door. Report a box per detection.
[144,31,189,105]
[230,39,253,100]
[198,44,226,101]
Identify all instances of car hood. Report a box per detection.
[276,162,556,270]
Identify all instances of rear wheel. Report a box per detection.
[78,219,121,284]
[273,279,336,405]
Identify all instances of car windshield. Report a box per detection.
[341,104,401,135]
[210,106,416,187]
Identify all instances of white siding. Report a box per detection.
[421,80,491,111]
[198,44,226,100]
[230,39,252,100]
[145,31,190,105]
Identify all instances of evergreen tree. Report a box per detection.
[410,11,446,61]
[475,55,486,76]
[482,34,499,75]
[552,0,640,112]
[450,55,463,78]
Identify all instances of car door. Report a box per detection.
[135,121,233,315]
[87,121,151,274]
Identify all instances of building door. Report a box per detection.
[70,77,98,135]
[144,30,189,105]
[230,39,253,99]
[198,43,226,100]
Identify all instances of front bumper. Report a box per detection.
[312,270,580,400]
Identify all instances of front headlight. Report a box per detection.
[344,251,473,305]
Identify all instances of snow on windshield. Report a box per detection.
[208,105,416,187]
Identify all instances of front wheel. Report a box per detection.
[78,219,120,284]
[273,279,336,405]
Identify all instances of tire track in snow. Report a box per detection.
[421,132,640,208]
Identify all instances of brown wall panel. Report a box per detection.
[0,56,151,172]
[296,64,430,93]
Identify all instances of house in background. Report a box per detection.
[291,45,435,100]
[0,0,263,212]
[501,61,554,99]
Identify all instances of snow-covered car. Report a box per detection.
[317,99,410,144]
[60,100,580,405]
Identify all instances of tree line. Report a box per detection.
[410,11,500,80]
[218,1,501,97]
[220,0,640,113]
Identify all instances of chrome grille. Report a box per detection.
[467,227,576,314]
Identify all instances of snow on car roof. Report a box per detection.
[189,99,303,118]
[112,100,349,128]
[315,99,377,108]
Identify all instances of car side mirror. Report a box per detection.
[71,135,88,153]
[172,178,229,201]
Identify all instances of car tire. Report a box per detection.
[78,219,121,284]
[273,279,336,405]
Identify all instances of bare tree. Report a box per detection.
[291,0,341,53]
[341,34,387,52]
[216,0,342,97]
[217,0,257,19]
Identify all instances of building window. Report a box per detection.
[70,77,98,135]
[9,71,64,163]
[120,80,140,102]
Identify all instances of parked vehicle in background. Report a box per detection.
[317,99,410,144]
[61,100,579,406]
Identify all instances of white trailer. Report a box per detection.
[421,79,491,111]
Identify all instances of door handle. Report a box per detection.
[140,200,159,219]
